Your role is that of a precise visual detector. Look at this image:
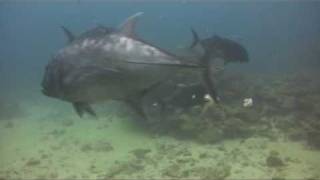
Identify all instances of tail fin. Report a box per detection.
[190,28,200,49]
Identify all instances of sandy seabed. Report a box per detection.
[1,70,320,179]
[0,100,320,180]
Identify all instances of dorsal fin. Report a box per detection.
[119,12,144,37]
[190,28,200,49]
[61,26,76,42]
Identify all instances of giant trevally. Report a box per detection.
[190,28,249,65]
[41,13,217,118]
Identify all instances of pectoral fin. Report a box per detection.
[72,102,97,118]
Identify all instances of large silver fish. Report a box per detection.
[41,13,216,118]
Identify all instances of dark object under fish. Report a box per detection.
[184,28,250,105]
[147,30,251,113]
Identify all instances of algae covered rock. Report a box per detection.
[161,163,181,178]
[201,105,227,121]
[80,141,113,153]
[196,128,224,144]
[193,162,232,180]
[130,148,151,159]
[25,158,41,167]
[306,131,320,149]
[222,118,254,139]
[139,71,320,148]
[178,114,199,134]
[105,159,145,178]
[266,150,285,168]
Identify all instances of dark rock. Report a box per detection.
[193,164,231,180]
[306,131,320,149]
[25,158,41,166]
[196,128,224,144]
[62,119,74,127]
[94,141,114,152]
[105,160,144,178]
[217,145,226,151]
[81,144,93,152]
[266,153,285,167]
[181,170,190,177]
[271,177,286,180]
[176,158,195,165]
[130,149,151,159]
[199,152,209,159]
[81,141,113,153]
[41,154,49,159]
[222,118,253,139]
[130,163,144,172]
[176,148,192,157]
[4,122,14,128]
[49,129,66,137]
[0,99,24,120]
[162,163,180,178]
[288,131,306,141]
[49,172,58,179]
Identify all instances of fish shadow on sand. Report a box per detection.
[0,97,25,121]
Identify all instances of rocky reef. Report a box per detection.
[143,70,320,149]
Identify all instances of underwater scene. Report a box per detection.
[1,1,320,179]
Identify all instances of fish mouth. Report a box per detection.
[41,85,54,97]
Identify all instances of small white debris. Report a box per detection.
[103,43,112,51]
[152,102,158,107]
[204,94,212,102]
[243,98,253,107]
[177,83,187,88]
[191,94,197,99]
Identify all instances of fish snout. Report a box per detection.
[41,62,63,98]
[41,66,54,97]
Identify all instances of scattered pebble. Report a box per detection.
[48,129,66,137]
[130,149,151,159]
[62,119,74,127]
[41,154,49,159]
[266,151,285,168]
[4,121,14,128]
[49,172,58,179]
[81,141,113,153]
[199,152,209,159]
[25,158,41,166]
